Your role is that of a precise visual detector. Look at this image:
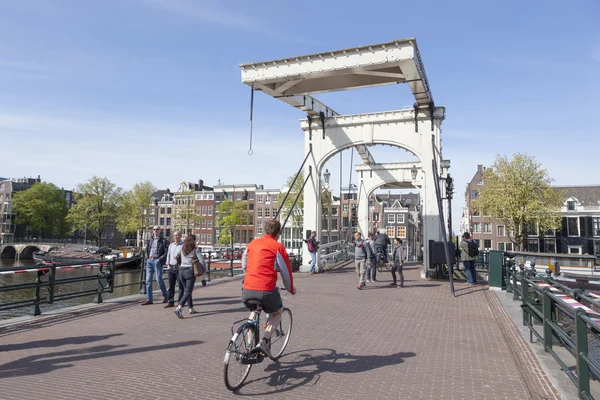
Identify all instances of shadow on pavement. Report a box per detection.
[0,340,202,378]
[454,287,488,297]
[0,333,124,352]
[237,348,416,396]
[0,301,139,338]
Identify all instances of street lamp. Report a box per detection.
[323,169,331,186]
[411,165,418,180]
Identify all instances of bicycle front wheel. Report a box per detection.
[269,308,293,360]
[223,323,257,391]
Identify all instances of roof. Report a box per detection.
[555,185,600,205]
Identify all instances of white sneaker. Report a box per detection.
[189,308,198,314]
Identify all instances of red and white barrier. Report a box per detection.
[535,282,561,292]
[0,262,108,275]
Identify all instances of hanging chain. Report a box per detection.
[248,84,255,155]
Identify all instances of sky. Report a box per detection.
[1,0,599,233]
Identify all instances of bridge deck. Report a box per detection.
[0,263,560,399]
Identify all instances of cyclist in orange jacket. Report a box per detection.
[241,219,296,357]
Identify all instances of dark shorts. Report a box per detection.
[242,288,282,314]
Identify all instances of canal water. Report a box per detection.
[0,258,242,320]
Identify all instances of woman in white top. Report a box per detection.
[174,235,206,319]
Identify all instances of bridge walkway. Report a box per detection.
[0,262,562,399]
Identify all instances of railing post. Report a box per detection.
[33,269,43,316]
[139,253,147,294]
[47,265,56,304]
[542,289,553,352]
[521,272,529,327]
[94,262,109,304]
[206,251,211,282]
[108,259,115,293]
[229,247,234,277]
[575,308,591,398]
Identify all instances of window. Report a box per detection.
[257,195,263,203]
[594,218,600,236]
[484,239,492,250]
[343,204,349,212]
[242,230,247,243]
[201,220,207,229]
[166,229,171,238]
[568,246,581,254]
[208,194,213,200]
[208,206,213,216]
[265,195,271,204]
[497,225,505,236]
[331,219,338,230]
[471,190,478,199]
[472,209,480,217]
[166,217,171,225]
[388,214,396,223]
[207,233,212,243]
[527,239,539,253]
[472,222,481,233]
[160,217,164,225]
[483,223,492,233]
[257,222,263,235]
[257,208,263,218]
[200,233,206,243]
[207,219,212,229]
[248,193,254,200]
[544,239,556,253]
[167,208,172,214]
[497,242,505,251]
[567,201,575,211]
[265,208,271,218]
[567,217,579,236]
[387,226,395,237]
[505,242,513,251]
[249,203,254,211]
[397,214,405,224]
[343,216,348,227]
[236,193,242,201]
[196,206,201,214]
[248,216,254,226]
[397,226,406,238]
[202,206,207,216]
[543,229,555,237]
[593,241,600,256]
[477,179,483,185]
[160,208,165,214]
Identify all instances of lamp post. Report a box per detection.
[411,165,418,181]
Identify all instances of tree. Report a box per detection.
[67,176,123,247]
[116,181,156,247]
[472,153,564,250]
[279,171,332,231]
[174,183,204,237]
[12,182,70,238]
[215,199,251,247]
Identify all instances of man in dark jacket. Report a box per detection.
[373,229,391,264]
[141,225,170,305]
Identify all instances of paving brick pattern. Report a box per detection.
[0,262,559,399]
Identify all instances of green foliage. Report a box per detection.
[116,181,156,239]
[215,199,251,246]
[67,176,123,247]
[280,171,332,228]
[472,153,564,250]
[12,182,69,238]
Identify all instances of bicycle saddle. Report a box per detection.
[244,299,264,310]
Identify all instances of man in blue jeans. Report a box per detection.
[141,225,170,305]
[459,232,478,285]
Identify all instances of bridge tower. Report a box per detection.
[240,38,447,274]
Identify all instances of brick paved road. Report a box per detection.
[0,263,559,400]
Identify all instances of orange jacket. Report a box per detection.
[242,234,294,292]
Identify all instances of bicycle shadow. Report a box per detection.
[235,348,416,396]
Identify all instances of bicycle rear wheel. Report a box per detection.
[269,308,293,360]
[223,323,257,391]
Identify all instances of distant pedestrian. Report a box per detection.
[164,231,183,308]
[141,226,169,305]
[365,232,377,282]
[391,238,405,287]
[304,231,320,274]
[174,235,206,318]
[353,231,371,290]
[459,232,478,285]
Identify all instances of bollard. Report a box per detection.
[47,265,56,304]
[139,253,147,294]
[229,251,234,277]
[33,269,43,316]
[512,263,519,301]
[554,261,560,277]
[542,289,553,352]
[575,308,591,398]
[108,259,115,293]
[206,251,211,282]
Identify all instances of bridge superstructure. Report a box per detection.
[240,38,447,274]
[0,243,60,259]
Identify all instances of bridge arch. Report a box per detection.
[20,246,41,259]
[0,245,16,259]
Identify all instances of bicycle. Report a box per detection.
[223,289,293,391]
[375,247,390,273]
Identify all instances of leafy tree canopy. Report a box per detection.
[215,199,251,246]
[116,181,156,236]
[472,153,564,250]
[12,182,70,238]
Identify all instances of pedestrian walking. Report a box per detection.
[353,231,371,290]
[365,232,377,282]
[164,231,183,308]
[304,231,320,274]
[174,235,206,318]
[141,225,169,305]
[459,232,478,285]
[391,238,405,287]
